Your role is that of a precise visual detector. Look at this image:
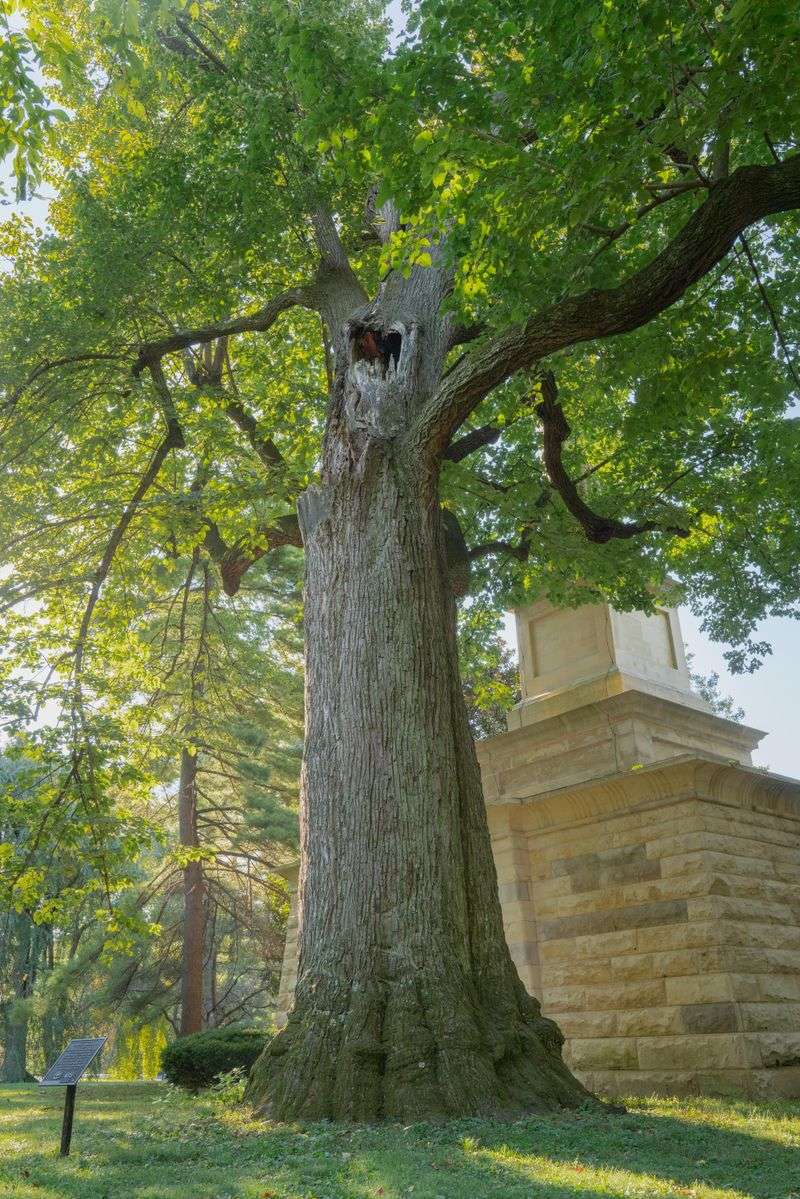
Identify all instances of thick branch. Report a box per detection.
[224,398,284,470]
[443,423,503,463]
[203,514,301,597]
[536,373,688,544]
[132,286,316,374]
[310,209,369,330]
[420,154,800,453]
[468,536,532,563]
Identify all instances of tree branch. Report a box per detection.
[74,370,185,675]
[132,286,317,374]
[202,514,302,597]
[442,422,503,463]
[468,536,532,563]
[418,154,800,454]
[223,397,284,470]
[309,209,369,329]
[4,353,124,411]
[535,372,688,544]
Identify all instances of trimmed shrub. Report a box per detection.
[160,1027,268,1091]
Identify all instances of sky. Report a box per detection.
[2,44,799,783]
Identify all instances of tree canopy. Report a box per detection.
[2,0,798,672]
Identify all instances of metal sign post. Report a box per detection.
[59,1085,77,1156]
[39,1036,107,1156]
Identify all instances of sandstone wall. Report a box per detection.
[488,765,800,1097]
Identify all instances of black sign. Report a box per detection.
[40,1037,106,1087]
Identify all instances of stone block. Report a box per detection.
[660,850,776,880]
[730,946,800,974]
[541,957,612,986]
[529,874,573,900]
[754,974,800,1003]
[584,978,666,1011]
[611,945,729,982]
[702,809,800,844]
[616,1006,685,1037]
[555,1009,619,1038]
[637,1034,746,1071]
[541,984,585,1011]
[635,920,720,953]
[715,921,800,951]
[568,1037,639,1070]
[687,896,794,924]
[745,1032,800,1069]
[739,1002,800,1032]
[538,898,688,942]
[551,843,662,893]
[659,947,731,978]
[538,928,638,960]
[664,974,733,1005]
[577,1068,699,1097]
[725,973,800,1003]
[681,1003,738,1034]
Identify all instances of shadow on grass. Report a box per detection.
[458,1104,798,1199]
[1,1084,797,1199]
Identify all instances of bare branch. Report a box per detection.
[174,13,228,73]
[468,536,532,563]
[74,369,185,675]
[132,286,317,374]
[203,514,301,597]
[443,423,503,463]
[4,353,124,411]
[584,180,709,258]
[447,322,485,349]
[535,372,688,544]
[418,154,800,454]
[735,233,800,393]
[223,397,284,470]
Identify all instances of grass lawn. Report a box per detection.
[0,1082,798,1199]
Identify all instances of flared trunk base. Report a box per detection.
[247,964,593,1122]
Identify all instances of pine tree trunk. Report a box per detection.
[0,912,36,1082]
[179,747,205,1036]
[246,273,592,1121]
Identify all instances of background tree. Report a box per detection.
[1,0,799,1119]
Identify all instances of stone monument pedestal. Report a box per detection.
[275,595,800,1097]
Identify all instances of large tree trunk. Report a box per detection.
[247,275,591,1120]
[179,747,205,1036]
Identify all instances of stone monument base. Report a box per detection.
[275,595,800,1097]
[484,752,800,1098]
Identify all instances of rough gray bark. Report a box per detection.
[179,746,205,1036]
[246,263,591,1120]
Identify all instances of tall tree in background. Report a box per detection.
[2,0,799,1118]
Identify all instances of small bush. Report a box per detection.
[209,1065,249,1106]
[160,1027,268,1091]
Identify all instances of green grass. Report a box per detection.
[1,1082,799,1199]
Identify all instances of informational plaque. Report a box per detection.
[40,1036,106,1086]
[40,1036,107,1156]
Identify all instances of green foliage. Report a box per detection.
[2,0,798,680]
[160,1026,268,1091]
[458,603,518,739]
[687,659,746,724]
[108,1019,168,1080]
